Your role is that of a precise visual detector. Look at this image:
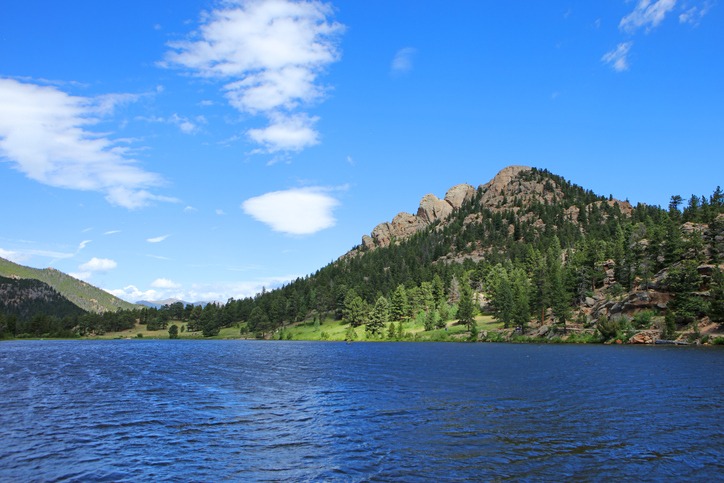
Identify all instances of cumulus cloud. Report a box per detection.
[247,113,319,153]
[109,285,162,302]
[0,78,173,209]
[147,234,171,243]
[620,0,677,33]
[110,276,296,303]
[79,257,117,272]
[242,186,339,235]
[602,42,633,72]
[391,47,417,76]
[151,278,181,289]
[163,0,344,154]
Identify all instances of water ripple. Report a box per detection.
[0,340,722,481]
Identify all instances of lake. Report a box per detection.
[0,340,722,481]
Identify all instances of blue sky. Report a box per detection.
[1,0,722,303]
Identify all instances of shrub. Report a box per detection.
[633,310,655,329]
[596,315,619,342]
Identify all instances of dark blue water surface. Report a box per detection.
[0,340,722,482]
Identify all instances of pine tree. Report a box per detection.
[390,284,410,321]
[366,296,389,338]
[457,273,476,331]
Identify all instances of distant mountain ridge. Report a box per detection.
[136,299,210,309]
[0,257,137,313]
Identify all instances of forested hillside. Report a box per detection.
[134,166,723,343]
[3,166,723,342]
[0,257,137,313]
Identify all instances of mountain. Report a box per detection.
[0,257,137,313]
[0,275,87,321]
[217,165,723,342]
[136,299,209,309]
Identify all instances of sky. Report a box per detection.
[1,0,722,304]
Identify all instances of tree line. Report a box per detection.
[2,169,722,340]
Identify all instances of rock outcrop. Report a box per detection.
[361,182,476,250]
[355,164,636,254]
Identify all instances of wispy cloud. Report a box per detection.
[162,0,344,155]
[679,2,713,25]
[137,113,206,134]
[147,234,171,243]
[620,0,677,33]
[104,230,121,235]
[603,0,711,72]
[242,186,340,235]
[0,243,85,265]
[0,78,175,209]
[0,247,28,264]
[602,42,633,72]
[391,47,417,76]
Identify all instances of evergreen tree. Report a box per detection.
[707,268,724,323]
[366,295,389,338]
[343,289,368,327]
[390,284,410,321]
[457,273,476,331]
[666,260,704,324]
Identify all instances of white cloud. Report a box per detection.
[0,245,75,263]
[0,78,171,209]
[139,113,205,134]
[216,209,226,216]
[110,276,296,303]
[183,205,198,213]
[679,2,712,25]
[620,0,677,33]
[78,240,92,251]
[147,234,171,243]
[104,230,121,235]
[391,47,416,76]
[602,42,633,72]
[242,186,339,235]
[151,278,181,289]
[247,113,319,153]
[109,285,162,302]
[163,0,344,154]
[79,257,117,273]
[0,247,28,263]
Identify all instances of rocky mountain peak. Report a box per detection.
[356,165,544,253]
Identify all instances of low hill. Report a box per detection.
[0,257,137,313]
[0,275,86,321]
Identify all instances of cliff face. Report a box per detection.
[356,165,636,254]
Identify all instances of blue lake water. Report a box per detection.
[0,340,722,482]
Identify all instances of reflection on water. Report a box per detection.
[1,340,722,481]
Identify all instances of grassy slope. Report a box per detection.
[0,257,138,313]
[93,315,504,341]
